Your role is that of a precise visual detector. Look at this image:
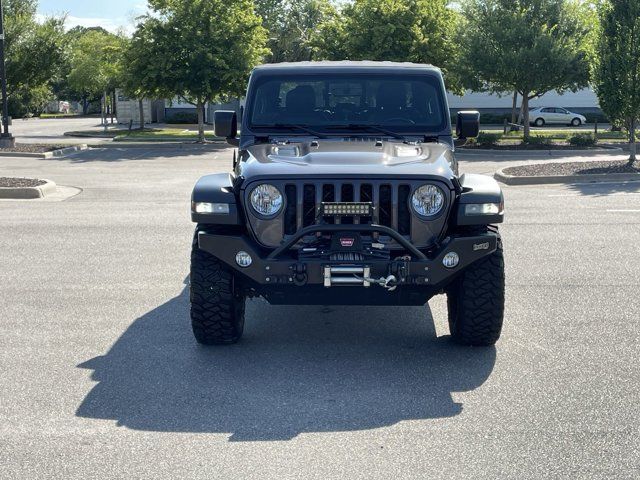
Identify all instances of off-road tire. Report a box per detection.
[534,118,545,127]
[571,117,581,127]
[190,229,245,345]
[446,231,505,346]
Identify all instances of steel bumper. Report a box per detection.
[197,230,498,289]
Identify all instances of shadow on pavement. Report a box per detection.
[76,282,496,441]
[42,144,230,163]
[567,179,640,196]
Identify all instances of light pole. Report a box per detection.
[0,0,15,148]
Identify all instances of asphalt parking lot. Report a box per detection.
[7,117,115,145]
[1,146,639,479]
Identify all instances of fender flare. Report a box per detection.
[191,173,241,225]
[455,173,504,226]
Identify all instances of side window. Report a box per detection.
[409,82,439,118]
[541,107,553,113]
[251,81,282,123]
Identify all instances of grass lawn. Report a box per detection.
[39,113,81,119]
[114,128,222,142]
[497,129,630,140]
[67,122,635,146]
[476,128,634,146]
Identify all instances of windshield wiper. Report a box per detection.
[252,123,328,139]
[324,124,406,140]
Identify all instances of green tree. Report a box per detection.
[4,0,66,116]
[308,3,347,60]
[312,0,462,92]
[121,24,163,129]
[66,29,126,120]
[593,0,640,164]
[255,0,339,63]
[459,0,591,138]
[139,0,268,142]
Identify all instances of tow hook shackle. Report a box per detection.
[383,275,398,291]
[360,274,398,291]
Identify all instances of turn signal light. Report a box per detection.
[193,202,230,214]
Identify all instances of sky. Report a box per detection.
[37,0,148,34]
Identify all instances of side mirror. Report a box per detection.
[214,110,238,146]
[456,110,480,139]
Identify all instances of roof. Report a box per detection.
[252,61,440,75]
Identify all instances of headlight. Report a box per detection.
[250,184,283,216]
[411,184,445,217]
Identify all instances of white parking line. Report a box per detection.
[548,192,640,197]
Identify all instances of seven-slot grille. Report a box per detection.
[283,181,413,236]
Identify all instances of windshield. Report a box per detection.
[247,73,448,134]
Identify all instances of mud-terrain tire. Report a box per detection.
[446,231,504,346]
[190,229,245,345]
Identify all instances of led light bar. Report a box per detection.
[322,202,373,216]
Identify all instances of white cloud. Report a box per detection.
[36,12,135,35]
[64,15,133,34]
[37,4,151,36]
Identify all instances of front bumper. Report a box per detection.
[198,227,498,305]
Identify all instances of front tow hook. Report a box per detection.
[356,274,398,291]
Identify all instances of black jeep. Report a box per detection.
[190,61,505,346]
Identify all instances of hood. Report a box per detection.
[238,139,456,181]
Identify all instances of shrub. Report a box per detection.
[523,134,553,146]
[487,113,513,124]
[583,112,610,124]
[475,132,502,146]
[568,133,596,147]
[167,111,198,124]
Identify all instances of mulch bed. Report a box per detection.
[0,143,66,153]
[502,160,640,177]
[0,177,47,188]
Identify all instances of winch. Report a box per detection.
[322,264,398,291]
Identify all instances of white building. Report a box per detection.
[164,98,241,124]
[115,90,165,125]
[447,87,600,114]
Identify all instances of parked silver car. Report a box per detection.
[529,107,587,127]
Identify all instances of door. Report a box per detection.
[554,108,571,124]
[537,107,554,124]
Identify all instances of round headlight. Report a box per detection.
[250,184,283,216]
[411,184,445,217]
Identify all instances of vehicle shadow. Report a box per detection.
[76,283,496,441]
[566,179,640,196]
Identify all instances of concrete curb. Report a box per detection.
[0,144,88,159]
[459,146,623,156]
[88,141,227,149]
[0,179,57,199]
[64,131,118,138]
[46,144,89,158]
[495,168,640,185]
